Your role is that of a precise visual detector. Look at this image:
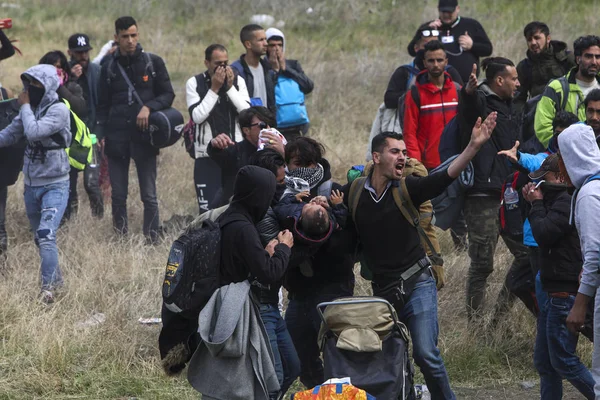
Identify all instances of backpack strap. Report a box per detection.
[143,52,156,78]
[348,176,366,224]
[392,178,441,259]
[558,76,570,111]
[410,84,420,109]
[403,62,420,91]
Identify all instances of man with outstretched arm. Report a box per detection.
[346,112,497,400]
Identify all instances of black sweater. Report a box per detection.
[348,170,454,277]
[408,17,493,83]
[528,187,582,293]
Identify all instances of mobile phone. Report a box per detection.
[0,19,12,29]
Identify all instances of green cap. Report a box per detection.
[90,133,97,145]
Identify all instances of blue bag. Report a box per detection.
[275,75,309,128]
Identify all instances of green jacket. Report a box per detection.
[534,68,595,147]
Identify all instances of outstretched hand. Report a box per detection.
[469,112,497,149]
[498,141,520,163]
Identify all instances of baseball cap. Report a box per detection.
[68,33,92,52]
[529,153,560,180]
[438,0,458,12]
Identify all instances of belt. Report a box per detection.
[372,256,432,284]
[548,292,575,298]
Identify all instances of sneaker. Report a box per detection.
[40,290,55,304]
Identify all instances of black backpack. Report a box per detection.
[520,77,569,154]
[162,219,222,318]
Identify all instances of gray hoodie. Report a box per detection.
[557,123,600,297]
[0,64,71,187]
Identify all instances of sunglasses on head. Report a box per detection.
[250,121,268,129]
[421,30,440,37]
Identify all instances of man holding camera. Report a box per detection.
[185,44,250,212]
[96,16,175,244]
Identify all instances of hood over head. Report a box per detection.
[20,64,60,110]
[557,123,600,188]
[230,165,276,224]
[265,27,285,53]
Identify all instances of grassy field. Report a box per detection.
[0,0,597,398]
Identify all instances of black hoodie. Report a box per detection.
[219,165,291,285]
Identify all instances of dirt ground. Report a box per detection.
[453,385,582,399]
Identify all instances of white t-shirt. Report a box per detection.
[576,77,600,98]
[249,63,267,107]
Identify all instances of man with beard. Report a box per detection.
[384,24,462,110]
[535,35,600,148]
[408,0,493,83]
[403,40,460,169]
[514,22,575,113]
[584,89,600,141]
[459,58,535,322]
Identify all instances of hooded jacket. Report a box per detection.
[264,28,314,95]
[557,123,600,297]
[219,165,291,286]
[403,70,460,169]
[459,82,520,195]
[515,40,576,112]
[0,64,71,187]
[528,185,582,293]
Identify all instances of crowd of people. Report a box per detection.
[2,1,600,399]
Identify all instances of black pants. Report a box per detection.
[108,152,159,241]
[64,165,104,220]
[0,185,7,251]
[193,157,222,213]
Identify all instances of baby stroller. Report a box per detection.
[318,297,415,400]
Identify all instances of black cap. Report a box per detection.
[529,153,561,180]
[438,0,458,12]
[68,33,92,51]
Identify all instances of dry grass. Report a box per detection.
[0,0,596,398]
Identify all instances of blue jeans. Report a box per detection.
[534,294,595,400]
[535,271,548,315]
[259,303,301,399]
[397,276,455,400]
[24,181,69,290]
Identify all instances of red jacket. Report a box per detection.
[403,71,460,169]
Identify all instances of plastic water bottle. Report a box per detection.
[504,186,519,211]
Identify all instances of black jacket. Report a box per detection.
[384,56,463,109]
[459,83,520,195]
[528,186,582,293]
[72,61,101,129]
[219,165,291,286]
[231,55,275,112]
[276,59,314,94]
[408,17,493,83]
[515,40,576,114]
[207,138,258,205]
[96,44,175,158]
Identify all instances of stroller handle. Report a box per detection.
[316,296,399,329]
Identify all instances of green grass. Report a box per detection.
[0,0,596,398]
